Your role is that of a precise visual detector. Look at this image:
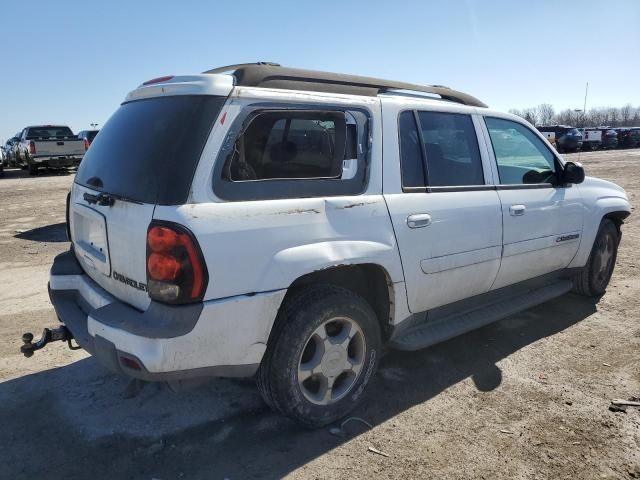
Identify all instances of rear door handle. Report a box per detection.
[407,213,432,228]
[509,204,526,216]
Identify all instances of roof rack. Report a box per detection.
[202,63,487,108]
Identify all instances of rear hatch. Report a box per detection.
[70,93,226,310]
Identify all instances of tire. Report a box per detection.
[0,166,4,178]
[257,285,381,428]
[573,219,620,297]
[28,162,39,176]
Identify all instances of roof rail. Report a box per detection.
[202,63,487,108]
[203,62,282,74]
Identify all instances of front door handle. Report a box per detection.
[509,204,526,216]
[407,213,432,228]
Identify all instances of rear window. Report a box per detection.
[87,130,99,142]
[76,95,225,205]
[27,126,74,139]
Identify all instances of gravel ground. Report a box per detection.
[0,149,638,479]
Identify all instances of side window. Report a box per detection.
[398,110,484,189]
[398,111,425,188]
[224,111,348,181]
[417,111,484,187]
[214,107,369,201]
[485,117,557,185]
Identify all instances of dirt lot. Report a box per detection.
[0,149,639,480]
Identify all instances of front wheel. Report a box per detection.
[257,285,381,428]
[573,219,620,296]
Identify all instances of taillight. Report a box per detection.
[29,141,36,154]
[83,139,89,151]
[65,191,71,241]
[142,75,175,86]
[146,222,208,304]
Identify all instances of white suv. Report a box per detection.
[22,63,631,427]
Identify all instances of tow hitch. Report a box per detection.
[20,326,81,357]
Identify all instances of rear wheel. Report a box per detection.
[28,162,39,176]
[573,219,620,296]
[257,285,381,427]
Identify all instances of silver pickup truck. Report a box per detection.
[16,125,85,175]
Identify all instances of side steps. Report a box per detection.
[389,279,573,351]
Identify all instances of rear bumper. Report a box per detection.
[49,250,285,381]
[32,155,83,167]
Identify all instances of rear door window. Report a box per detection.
[75,95,226,205]
[398,111,425,188]
[418,111,484,187]
[398,110,484,189]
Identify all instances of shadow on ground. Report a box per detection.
[14,223,68,242]
[1,167,75,180]
[0,293,597,479]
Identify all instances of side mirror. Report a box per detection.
[563,161,585,184]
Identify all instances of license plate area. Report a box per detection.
[72,204,111,276]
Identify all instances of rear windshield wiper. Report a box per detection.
[83,191,142,206]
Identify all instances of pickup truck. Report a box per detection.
[21,64,631,427]
[16,125,85,175]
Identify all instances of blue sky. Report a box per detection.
[0,0,638,141]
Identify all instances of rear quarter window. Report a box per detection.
[213,106,370,201]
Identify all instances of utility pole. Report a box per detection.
[582,82,589,127]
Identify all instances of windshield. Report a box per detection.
[26,126,74,139]
[75,95,226,205]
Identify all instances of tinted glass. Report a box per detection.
[76,95,225,205]
[87,130,99,141]
[26,126,74,139]
[398,111,425,188]
[418,111,484,186]
[224,111,346,181]
[485,117,556,185]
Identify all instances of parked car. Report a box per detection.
[537,125,583,153]
[0,146,5,177]
[77,129,100,151]
[15,125,85,175]
[4,136,20,167]
[597,128,619,149]
[577,128,602,151]
[615,128,640,149]
[22,63,631,427]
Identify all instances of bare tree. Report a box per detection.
[510,103,638,127]
[620,104,632,126]
[537,104,555,126]
[522,108,539,126]
[554,109,574,125]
